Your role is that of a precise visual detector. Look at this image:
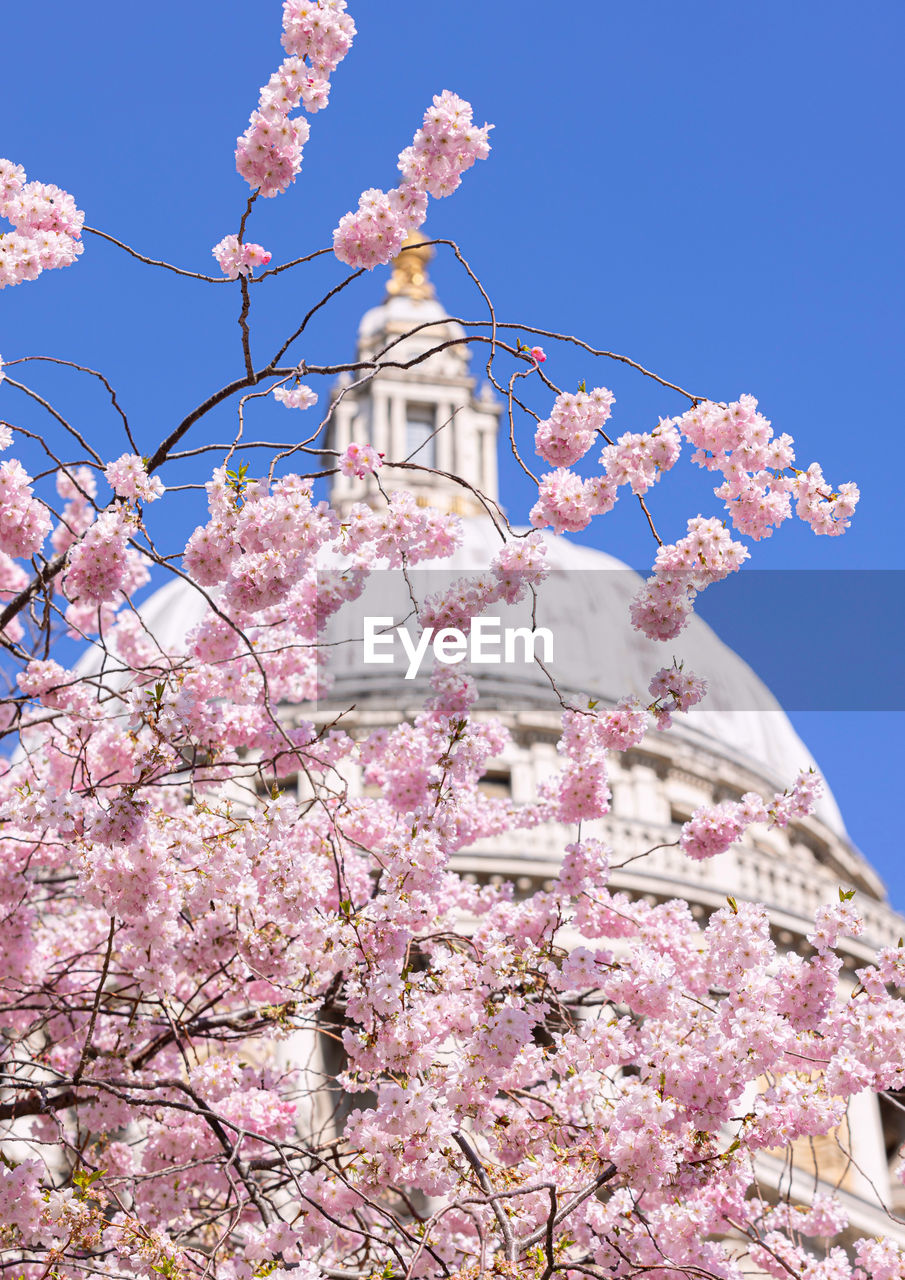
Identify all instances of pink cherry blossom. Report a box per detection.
[340,441,383,477]
[649,661,708,728]
[235,3,355,198]
[0,458,52,558]
[673,396,859,540]
[631,515,750,640]
[600,417,682,495]
[0,16,891,1280]
[334,92,491,267]
[273,381,318,409]
[212,234,273,278]
[0,158,84,288]
[534,385,614,467]
[105,453,165,504]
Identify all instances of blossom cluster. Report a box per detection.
[236,1,356,197]
[528,467,614,533]
[273,381,318,409]
[417,533,549,638]
[648,661,707,728]
[62,508,149,609]
[534,385,615,467]
[3,435,902,1280]
[0,463,151,636]
[339,440,383,477]
[0,158,84,288]
[600,418,682,495]
[677,396,859,539]
[333,91,491,267]
[794,460,860,537]
[680,769,821,860]
[211,234,272,279]
[551,696,651,822]
[0,458,52,558]
[630,515,750,640]
[530,401,681,533]
[342,489,464,568]
[104,454,165,504]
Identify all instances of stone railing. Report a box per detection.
[460,815,904,955]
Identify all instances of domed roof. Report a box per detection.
[132,514,847,839]
[124,227,852,851]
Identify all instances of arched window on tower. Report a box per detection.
[405,403,437,468]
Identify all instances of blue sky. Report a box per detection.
[2,2,903,903]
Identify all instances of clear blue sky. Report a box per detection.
[2,3,903,903]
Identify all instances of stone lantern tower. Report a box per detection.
[327,231,501,516]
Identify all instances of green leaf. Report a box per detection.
[726,896,738,914]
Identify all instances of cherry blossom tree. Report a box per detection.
[1,4,903,1279]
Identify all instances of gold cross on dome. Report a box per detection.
[386,230,436,301]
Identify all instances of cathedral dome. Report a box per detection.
[121,229,897,934]
[136,512,854,837]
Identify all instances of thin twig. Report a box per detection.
[84,225,228,282]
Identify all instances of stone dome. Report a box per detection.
[122,230,897,933]
[137,514,851,838]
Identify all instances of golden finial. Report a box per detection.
[386,230,435,301]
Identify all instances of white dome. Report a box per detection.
[132,515,847,838]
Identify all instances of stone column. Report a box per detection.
[390,390,406,463]
[480,414,499,504]
[371,388,390,458]
[846,1090,892,1202]
[436,401,454,475]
